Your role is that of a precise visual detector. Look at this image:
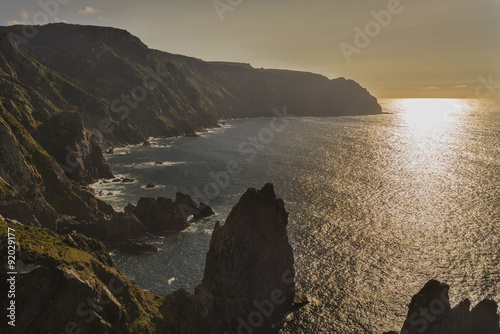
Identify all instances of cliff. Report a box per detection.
[0,184,303,333]
[0,23,381,235]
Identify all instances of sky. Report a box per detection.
[1,0,499,98]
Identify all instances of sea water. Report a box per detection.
[92,99,500,333]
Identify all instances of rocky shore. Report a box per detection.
[0,184,305,334]
[384,280,500,334]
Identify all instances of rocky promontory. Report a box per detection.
[384,280,500,334]
[0,22,381,244]
[0,184,304,333]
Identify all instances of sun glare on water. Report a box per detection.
[397,98,467,137]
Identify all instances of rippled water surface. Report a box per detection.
[93,99,500,333]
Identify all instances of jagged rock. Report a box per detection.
[387,279,500,334]
[146,183,156,188]
[112,178,121,183]
[129,197,188,234]
[143,140,151,146]
[118,240,158,255]
[0,217,160,334]
[201,183,298,333]
[174,192,214,220]
[0,184,305,334]
[121,178,134,183]
[174,192,199,212]
[104,212,146,240]
[194,202,215,220]
[36,111,114,183]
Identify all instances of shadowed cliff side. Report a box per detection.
[0,184,304,333]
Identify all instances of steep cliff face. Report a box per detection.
[0,184,302,333]
[384,280,500,334]
[0,23,381,234]
[201,183,297,333]
[0,217,163,334]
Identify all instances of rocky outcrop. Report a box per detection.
[36,110,114,183]
[0,184,304,333]
[104,212,145,241]
[201,183,297,333]
[0,217,162,334]
[384,280,500,334]
[127,196,188,234]
[175,191,214,220]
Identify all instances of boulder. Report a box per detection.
[130,197,188,234]
[104,212,146,240]
[146,183,156,188]
[174,192,214,220]
[194,202,215,220]
[143,140,151,146]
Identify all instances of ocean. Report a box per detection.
[92,98,500,333]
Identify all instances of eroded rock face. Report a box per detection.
[37,111,114,184]
[201,183,296,333]
[384,280,500,334]
[0,217,161,334]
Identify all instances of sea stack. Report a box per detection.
[201,183,297,333]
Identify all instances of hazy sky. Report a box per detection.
[1,0,499,98]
